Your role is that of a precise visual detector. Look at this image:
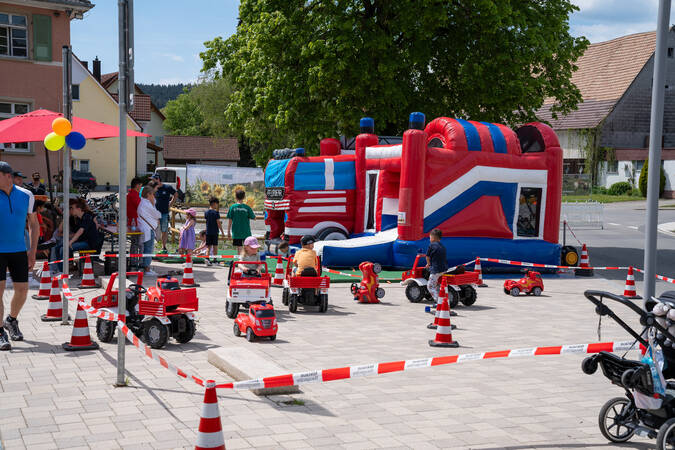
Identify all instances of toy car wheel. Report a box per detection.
[510,287,520,297]
[657,417,675,449]
[96,318,115,343]
[581,356,598,375]
[289,295,298,313]
[598,397,637,443]
[282,288,289,306]
[448,289,460,309]
[270,335,276,341]
[561,245,580,266]
[350,283,358,296]
[226,300,240,319]
[532,287,542,296]
[319,294,328,313]
[143,319,169,349]
[460,286,477,306]
[233,322,241,337]
[405,284,424,303]
[372,263,382,274]
[246,327,255,342]
[376,287,386,299]
[174,317,196,344]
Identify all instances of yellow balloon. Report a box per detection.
[44,132,65,151]
[52,117,72,136]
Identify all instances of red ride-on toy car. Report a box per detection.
[226,261,273,318]
[401,254,479,307]
[282,256,330,313]
[92,273,198,348]
[503,270,544,297]
[233,302,278,342]
[351,261,385,303]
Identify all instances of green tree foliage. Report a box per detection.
[638,159,666,197]
[200,0,588,161]
[162,90,207,136]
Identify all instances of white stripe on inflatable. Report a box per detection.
[303,197,346,203]
[365,145,402,159]
[423,166,548,218]
[308,190,346,195]
[299,206,346,213]
[324,158,335,190]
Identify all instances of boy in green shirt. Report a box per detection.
[227,189,256,253]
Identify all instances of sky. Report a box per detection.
[71,0,674,85]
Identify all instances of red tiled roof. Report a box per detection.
[111,93,152,122]
[537,30,658,129]
[100,72,117,89]
[163,136,239,161]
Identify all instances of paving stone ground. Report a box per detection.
[0,262,661,449]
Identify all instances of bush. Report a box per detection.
[638,158,666,197]
[608,181,632,196]
[592,186,608,195]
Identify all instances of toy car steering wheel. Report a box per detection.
[244,269,260,276]
[128,283,147,294]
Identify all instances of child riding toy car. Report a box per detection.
[281,255,330,313]
[226,260,273,318]
[503,270,544,297]
[400,254,478,307]
[92,273,198,349]
[233,302,278,342]
[351,261,385,303]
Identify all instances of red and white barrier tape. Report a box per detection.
[321,267,362,279]
[476,257,628,271]
[61,282,122,321]
[634,267,675,285]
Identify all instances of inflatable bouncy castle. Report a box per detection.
[264,114,563,269]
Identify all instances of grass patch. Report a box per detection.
[563,194,646,203]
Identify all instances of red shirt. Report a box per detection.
[127,189,141,225]
[36,213,45,238]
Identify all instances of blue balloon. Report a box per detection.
[65,131,86,150]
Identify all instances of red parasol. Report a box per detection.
[0,109,151,143]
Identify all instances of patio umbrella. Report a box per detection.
[0,109,150,143]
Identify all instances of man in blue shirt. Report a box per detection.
[152,174,177,253]
[0,162,39,350]
[425,228,448,303]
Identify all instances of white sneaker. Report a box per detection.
[28,275,40,289]
[145,269,158,276]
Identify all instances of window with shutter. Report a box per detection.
[32,14,51,61]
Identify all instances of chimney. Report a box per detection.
[82,60,88,70]
[93,56,101,83]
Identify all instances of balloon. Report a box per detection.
[43,132,65,151]
[51,117,72,136]
[65,131,86,150]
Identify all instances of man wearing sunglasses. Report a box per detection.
[26,172,46,196]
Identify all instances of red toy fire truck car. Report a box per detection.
[281,256,330,313]
[226,261,273,318]
[233,302,278,342]
[503,270,544,296]
[350,261,385,303]
[401,254,479,307]
[92,273,198,348]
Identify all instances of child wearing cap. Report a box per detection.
[178,208,197,255]
[237,236,262,274]
[293,235,319,276]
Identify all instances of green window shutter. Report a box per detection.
[32,14,51,61]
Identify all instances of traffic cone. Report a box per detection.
[575,244,594,277]
[77,255,98,289]
[474,257,487,287]
[273,256,285,286]
[32,261,51,300]
[41,276,69,322]
[62,300,99,351]
[623,266,642,299]
[429,292,459,347]
[181,254,200,287]
[195,380,226,450]
[428,281,456,329]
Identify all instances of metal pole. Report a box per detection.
[116,0,129,386]
[643,0,671,305]
[61,45,71,325]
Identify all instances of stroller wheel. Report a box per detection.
[598,397,637,443]
[581,356,598,375]
[657,417,675,450]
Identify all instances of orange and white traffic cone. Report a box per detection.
[77,255,98,289]
[474,257,487,287]
[575,244,594,277]
[428,281,456,329]
[181,254,200,287]
[195,380,226,450]
[32,261,51,300]
[429,292,459,348]
[623,266,641,299]
[62,300,99,351]
[273,256,285,286]
[41,276,68,322]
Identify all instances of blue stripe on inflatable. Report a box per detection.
[481,122,507,154]
[423,181,517,233]
[333,161,356,190]
[455,119,481,151]
[380,215,397,231]
[294,162,325,190]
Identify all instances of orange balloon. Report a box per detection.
[52,117,72,136]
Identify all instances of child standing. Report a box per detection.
[178,208,197,255]
[425,228,448,303]
[204,197,225,266]
[227,189,256,254]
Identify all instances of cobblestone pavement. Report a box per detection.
[0,263,658,449]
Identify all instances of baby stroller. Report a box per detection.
[582,290,675,449]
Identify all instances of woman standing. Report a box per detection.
[137,186,161,276]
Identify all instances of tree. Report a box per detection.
[200,0,588,161]
[638,159,666,197]
[162,90,207,136]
